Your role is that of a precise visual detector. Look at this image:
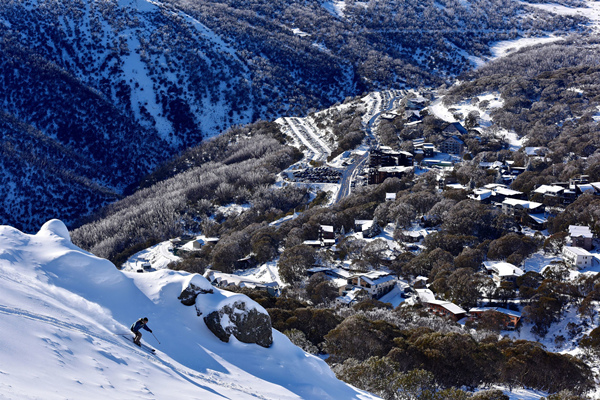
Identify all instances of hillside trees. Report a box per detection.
[278,244,317,284]
[72,123,301,264]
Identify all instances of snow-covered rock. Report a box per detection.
[203,300,273,348]
[178,274,214,306]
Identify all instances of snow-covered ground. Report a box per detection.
[429,92,526,150]
[524,0,600,33]
[0,220,378,399]
[122,240,181,271]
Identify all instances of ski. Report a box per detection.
[117,334,155,352]
[132,338,155,353]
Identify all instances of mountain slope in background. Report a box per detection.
[0,0,586,232]
[0,219,377,399]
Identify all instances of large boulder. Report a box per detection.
[202,299,273,348]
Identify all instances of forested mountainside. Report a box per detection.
[0,0,588,232]
[71,34,600,397]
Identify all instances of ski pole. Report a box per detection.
[152,332,161,344]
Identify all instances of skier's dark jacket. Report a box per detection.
[131,318,152,333]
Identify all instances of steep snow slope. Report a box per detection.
[0,220,377,400]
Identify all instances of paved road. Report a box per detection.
[335,90,405,203]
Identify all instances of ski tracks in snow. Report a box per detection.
[0,304,271,399]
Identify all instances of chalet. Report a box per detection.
[404,110,422,123]
[181,236,220,251]
[507,165,526,177]
[354,219,381,238]
[562,246,594,269]
[469,307,522,330]
[501,198,543,216]
[439,135,465,155]
[336,287,367,306]
[400,229,426,243]
[348,271,396,299]
[415,288,467,321]
[482,261,524,284]
[307,266,353,280]
[491,187,526,202]
[469,188,494,203]
[381,112,401,120]
[442,122,468,136]
[405,96,429,110]
[478,161,506,171]
[524,212,548,231]
[471,185,525,204]
[533,184,576,204]
[319,225,336,246]
[386,193,397,201]
[426,300,467,321]
[302,239,322,248]
[354,219,373,233]
[569,225,593,250]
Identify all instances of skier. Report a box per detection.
[130,317,152,347]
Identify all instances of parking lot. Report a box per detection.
[292,167,342,183]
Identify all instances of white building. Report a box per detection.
[562,246,594,269]
[501,198,542,215]
[348,271,396,299]
[482,261,524,284]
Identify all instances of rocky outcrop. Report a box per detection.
[203,300,273,348]
[178,276,214,306]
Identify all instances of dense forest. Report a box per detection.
[0,0,589,232]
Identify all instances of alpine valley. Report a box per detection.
[3,0,600,399]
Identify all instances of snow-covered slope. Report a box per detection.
[0,220,377,399]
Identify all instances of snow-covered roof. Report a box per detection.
[303,240,321,246]
[494,187,522,197]
[533,184,564,194]
[479,161,505,169]
[331,268,353,279]
[563,246,593,256]
[470,307,521,318]
[428,299,466,315]
[569,225,593,238]
[525,147,548,156]
[403,230,426,238]
[386,193,397,200]
[528,213,548,224]
[336,287,363,305]
[578,184,596,193]
[469,189,493,201]
[502,198,542,209]
[415,288,436,303]
[307,266,331,274]
[360,274,396,286]
[483,261,524,277]
[445,183,468,190]
[484,183,508,190]
[321,225,334,232]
